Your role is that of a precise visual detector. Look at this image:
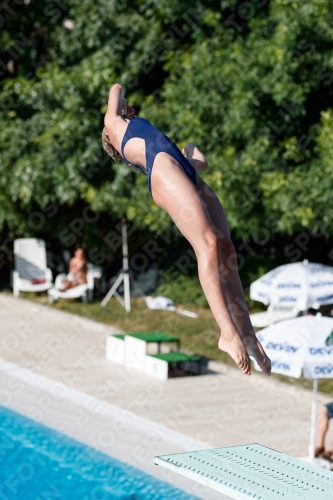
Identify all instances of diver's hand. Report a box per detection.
[182,142,196,158]
[182,142,208,171]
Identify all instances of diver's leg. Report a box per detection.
[151,156,251,375]
[196,176,271,375]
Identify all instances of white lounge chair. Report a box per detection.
[47,264,102,303]
[250,304,301,328]
[12,238,53,297]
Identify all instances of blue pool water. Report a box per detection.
[0,405,199,500]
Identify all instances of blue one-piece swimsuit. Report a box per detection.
[120,117,197,196]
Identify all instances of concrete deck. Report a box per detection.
[1,293,332,499]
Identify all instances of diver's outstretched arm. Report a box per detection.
[106,83,125,118]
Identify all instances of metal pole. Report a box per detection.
[122,219,129,273]
[100,272,124,308]
[308,378,318,460]
[100,218,134,310]
[122,219,131,312]
[123,273,131,312]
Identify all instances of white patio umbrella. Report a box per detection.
[254,315,333,460]
[250,260,333,311]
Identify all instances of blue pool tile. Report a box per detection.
[0,405,199,500]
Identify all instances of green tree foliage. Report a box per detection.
[1,0,333,265]
[143,0,333,240]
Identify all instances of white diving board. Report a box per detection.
[154,444,333,499]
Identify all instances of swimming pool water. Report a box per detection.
[0,405,199,500]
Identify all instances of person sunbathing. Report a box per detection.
[102,83,271,377]
[58,247,87,291]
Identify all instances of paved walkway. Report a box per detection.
[1,293,332,499]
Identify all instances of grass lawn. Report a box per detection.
[20,292,333,396]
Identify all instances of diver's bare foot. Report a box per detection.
[218,329,251,375]
[243,334,271,376]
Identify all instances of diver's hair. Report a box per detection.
[102,127,123,162]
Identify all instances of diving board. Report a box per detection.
[154,444,333,499]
